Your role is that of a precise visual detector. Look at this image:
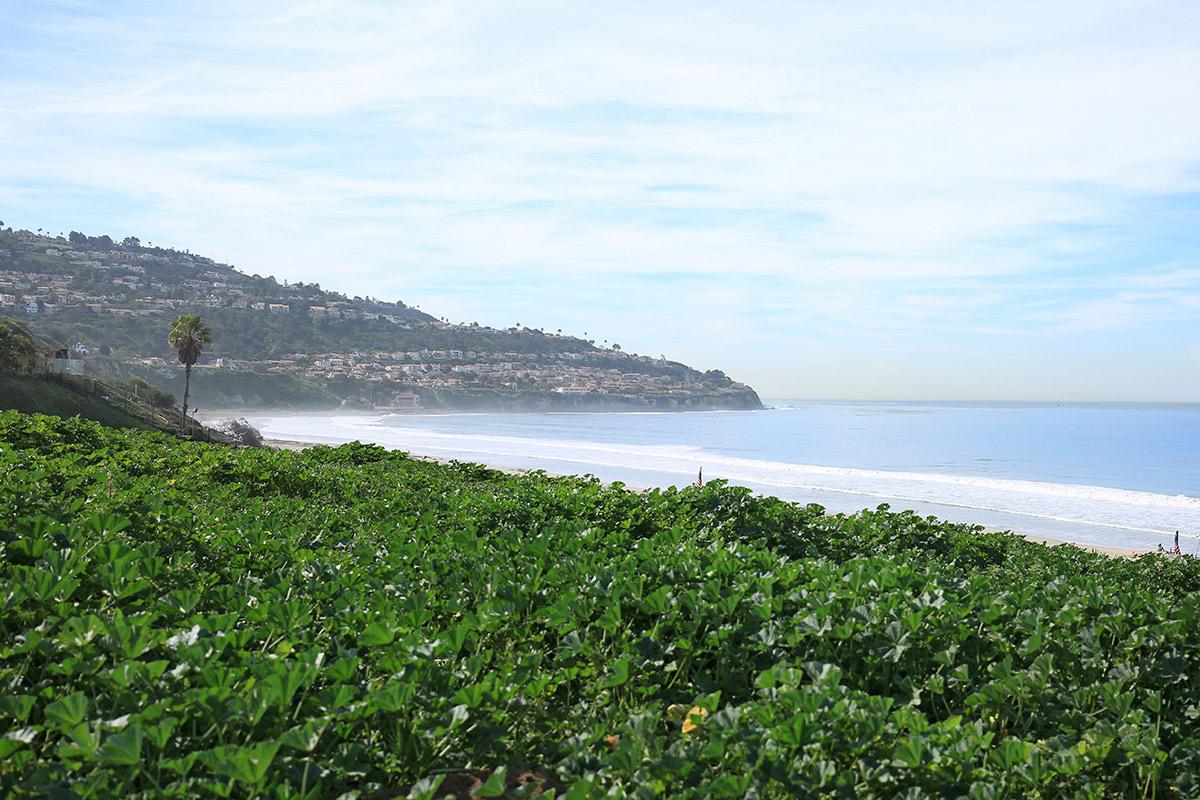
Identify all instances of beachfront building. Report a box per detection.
[387,392,421,410]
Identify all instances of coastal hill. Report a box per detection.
[0,226,762,411]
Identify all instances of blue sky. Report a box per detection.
[2,0,1198,400]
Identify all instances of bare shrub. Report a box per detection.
[218,417,264,447]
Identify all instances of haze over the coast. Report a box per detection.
[2,1,1198,400]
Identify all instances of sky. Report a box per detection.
[1,1,1198,401]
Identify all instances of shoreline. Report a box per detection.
[199,405,768,420]
[262,436,1135,558]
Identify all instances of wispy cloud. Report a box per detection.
[1,0,1198,399]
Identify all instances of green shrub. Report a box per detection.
[0,410,1197,798]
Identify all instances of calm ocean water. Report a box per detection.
[242,401,1200,552]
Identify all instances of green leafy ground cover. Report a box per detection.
[1,411,1198,799]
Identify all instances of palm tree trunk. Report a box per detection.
[181,362,192,432]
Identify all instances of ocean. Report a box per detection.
[240,401,1200,553]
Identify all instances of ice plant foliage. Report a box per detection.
[0,410,1198,798]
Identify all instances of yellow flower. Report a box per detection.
[681,705,708,734]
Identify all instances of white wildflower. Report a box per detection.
[5,727,36,744]
[165,624,200,650]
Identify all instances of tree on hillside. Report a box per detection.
[703,368,734,388]
[0,319,46,374]
[168,314,213,427]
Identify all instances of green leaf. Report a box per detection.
[595,603,622,635]
[279,718,329,753]
[44,692,88,731]
[709,773,751,797]
[452,682,488,708]
[97,725,143,766]
[56,722,101,763]
[145,718,178,750]
[0,727,37,760]
[892,738,924,768]
[161,752,200,777]
[602,658,630,688]
[406,774,446,800]
[358,621,395,647]
[210,740,281,785]
[990,737,1032,770]
[0,694,35,723]
[474,766,507,798]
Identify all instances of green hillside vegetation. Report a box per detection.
[0,227,608,362]
[1,411,1197,798]
[0,318,156,430]
[1,228,763,411]
[21,307,599,363]
[0,318,48,374]
[0,374,233,441]
[0,319,227,438]
[155,368,340,411]
[412,386,764,412]
[4,229,433,330]
[0,374,155,431]
[26,354,342,412]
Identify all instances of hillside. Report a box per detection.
[0,227,762,411]
[0,374,157,431]
[1,411,1198,797]
[0,317,225,436]
[0,371,232,441]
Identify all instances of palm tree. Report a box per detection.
[168,314,212,428]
